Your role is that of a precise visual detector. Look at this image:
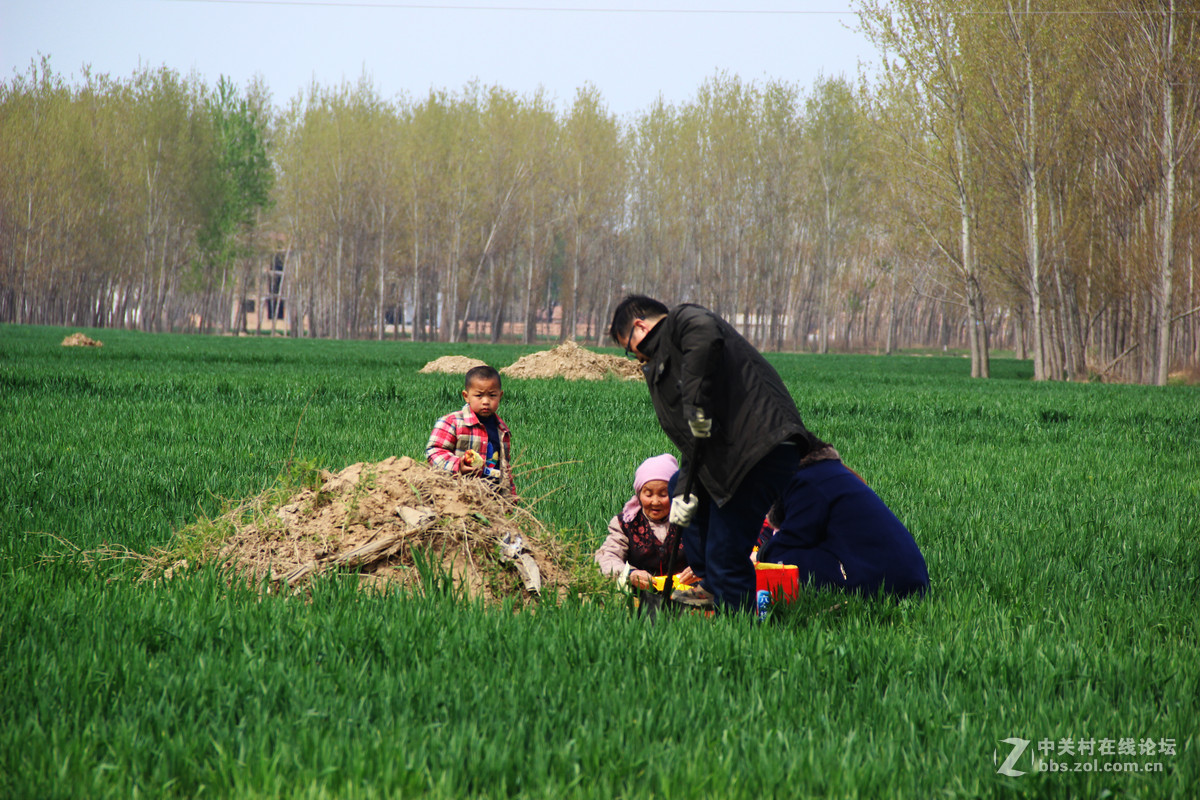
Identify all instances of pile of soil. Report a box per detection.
[1168,366,1200,386]
[418,355,488,374]
[501,341,643,381]
[62,332,103,347]
[168,456,569,603]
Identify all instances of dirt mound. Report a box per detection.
[62,332,103,347]
[1168,365,1200,386]
[418,355,488,374]
[168,456,569,603]
[501,341,642,381]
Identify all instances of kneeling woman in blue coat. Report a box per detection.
[757,447,930,599]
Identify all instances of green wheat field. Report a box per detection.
[1,324,1196,799]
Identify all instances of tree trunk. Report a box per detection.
[1153,0,1178,385]
[378,198,387,341]
[954,109,990,377]
[885,269,897,356]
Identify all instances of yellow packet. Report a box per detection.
[649,573,690,593]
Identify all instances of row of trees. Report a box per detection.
[0,60,272,335]
[858,0,1200,382]
[2,1,1198,383]
[272,73,885,351]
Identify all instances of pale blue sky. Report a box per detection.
[2,0,875,117]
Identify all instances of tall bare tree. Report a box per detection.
[858,0,992,376]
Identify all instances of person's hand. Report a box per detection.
[460,450,485,474]
[629,570,653,590]
[669,493,699,527]
[688,409,712,439]
[676,566,699,586]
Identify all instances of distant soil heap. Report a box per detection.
[169,456,568,603]
[418,355,488,374]
[500,341,642,381]
[61,333,103,347]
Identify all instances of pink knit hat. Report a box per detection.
[621,453,679,522]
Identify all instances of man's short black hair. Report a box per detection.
[609,294,669,343]
[464,364,501,389]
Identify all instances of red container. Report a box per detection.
[755,563,800,603]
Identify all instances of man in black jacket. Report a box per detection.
[610,295,827,612]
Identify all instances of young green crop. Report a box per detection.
[1,324,1197,799]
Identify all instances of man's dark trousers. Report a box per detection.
[677,444,801,613]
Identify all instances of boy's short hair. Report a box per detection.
[609,294,670,343]
[464,364,501,389]
[766,500,784,530]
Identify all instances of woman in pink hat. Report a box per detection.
[594,453,695,591]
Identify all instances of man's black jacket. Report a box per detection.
[637,303,825,506]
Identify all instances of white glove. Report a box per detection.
[688,411,712,439]
[669,493,699,527]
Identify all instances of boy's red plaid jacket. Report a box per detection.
[425,405,516,497]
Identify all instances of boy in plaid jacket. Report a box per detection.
[426,365,516,497]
